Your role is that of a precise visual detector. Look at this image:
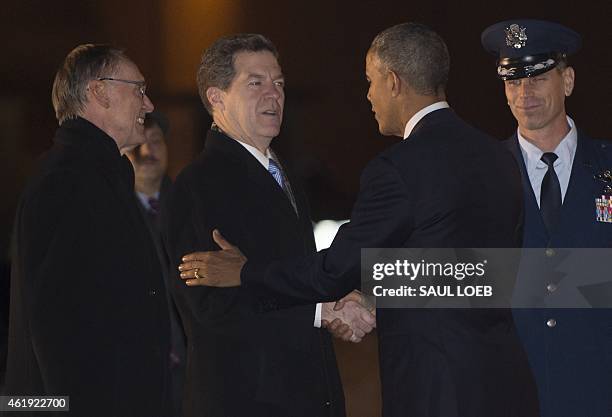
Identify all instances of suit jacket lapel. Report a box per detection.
[245,157,299,220]
[508,135,540,210]
[559,131,591,216]
[506,134,550,243]
[204,130,299,222]
[551,131,602,244]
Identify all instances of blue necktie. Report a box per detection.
[540,152,561,233]
[268,159,284,189]
[148,197,160,216]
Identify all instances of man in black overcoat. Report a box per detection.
[163,34,375,417]
[4,44,171,417]
[179,24,540,417]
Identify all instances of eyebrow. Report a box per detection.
[247,73,285,80]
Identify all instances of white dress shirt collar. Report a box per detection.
[403,101,450,139]
[232,139,272,169]
[517,116,577,174]
[136,191,160,211]
[517,116,578,205]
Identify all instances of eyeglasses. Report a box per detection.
[97,77,147,97]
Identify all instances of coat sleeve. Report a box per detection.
[162,174,320,330]
[15,170,118,401]
[162,177,258,327]
[242,156,414,303]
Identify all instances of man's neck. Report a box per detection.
[519,114,570,152]
[399,93,446,134]
[135,179,161,197]
[213,120,271,155]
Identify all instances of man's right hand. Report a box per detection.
[321,290,376,343]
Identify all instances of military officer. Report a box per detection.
[482,19,612,417]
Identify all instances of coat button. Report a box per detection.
[324,401,331,407]
[546,283,557,293]
[546,318,557,328]
[148,289,157,296]
[545,248,555,257]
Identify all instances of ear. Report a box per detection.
[87,80,110,109]
[206,87,225,111]
[562,67,575,97]
[388,70,402,98]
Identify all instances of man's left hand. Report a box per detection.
[178,229,245,287]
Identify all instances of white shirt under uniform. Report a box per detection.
[517,116,577,207]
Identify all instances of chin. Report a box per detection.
[137,165,160,174]
[137,171,163,182]
[518,116,546,131]
[260,127,281,138]
[129,132,147,146]
[377,124,392,136]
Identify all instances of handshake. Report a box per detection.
[178,230,376,342]
[321,290,376,343]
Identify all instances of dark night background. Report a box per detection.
[1,0,610,414]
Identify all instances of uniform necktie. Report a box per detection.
[540,152,561,234]
[268,159,284,189]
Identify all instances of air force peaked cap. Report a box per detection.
[481,19,581,80]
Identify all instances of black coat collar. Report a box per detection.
[410,107,455,137]
[202,129,299,220]
[55,116,135,187]
[55,117,121,159]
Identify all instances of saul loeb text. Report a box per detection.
[370,259,492,298]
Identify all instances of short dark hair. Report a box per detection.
[196,33,279,114]
[556,54,569,71]
[369,23,450,95]
[52,44,128,124]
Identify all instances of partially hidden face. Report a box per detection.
[126,123,168,183]
[365,51,396,136]
[103,59,154,150]
[504,66,574,135]
[217,50,285,143]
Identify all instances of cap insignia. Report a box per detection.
[505,24,527,49]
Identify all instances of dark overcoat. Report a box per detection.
[162,129,345,417]
[134,175,186,417]
[4,117,171,417]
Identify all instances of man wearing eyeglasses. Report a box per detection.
[4,44,172,417]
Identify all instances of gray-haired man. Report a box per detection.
[5,44,171,417]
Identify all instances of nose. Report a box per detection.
[140,142,153,157]
[142,94,154,113]
[265,82,282,99]
[518,79,535,97]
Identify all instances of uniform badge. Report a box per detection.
[505,24,527,49]
[594,170,612,223]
